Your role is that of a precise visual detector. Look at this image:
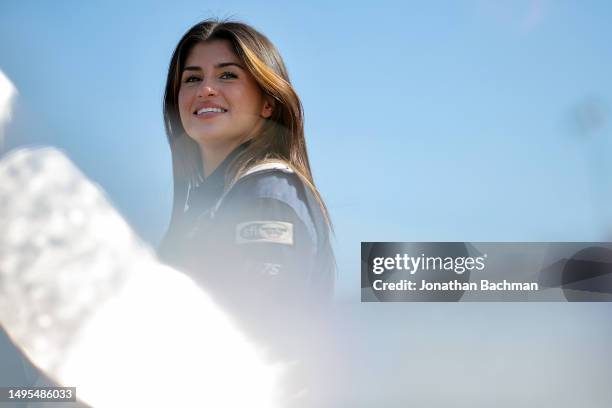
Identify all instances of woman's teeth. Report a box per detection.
[196,107,226,115]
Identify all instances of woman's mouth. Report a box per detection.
[194,107,228,116]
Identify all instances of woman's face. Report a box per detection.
[178,40,271,148]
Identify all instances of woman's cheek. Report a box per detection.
[178,92,190,122]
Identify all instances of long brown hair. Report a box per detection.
[163,19,331,232]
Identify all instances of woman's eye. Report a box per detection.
[184,75,201,83]
[220,72,238,80]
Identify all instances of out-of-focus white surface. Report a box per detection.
[0,147,282,407]
[0,69,17,145]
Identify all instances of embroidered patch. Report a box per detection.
[236,221,293,245]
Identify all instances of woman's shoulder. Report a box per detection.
[215,163,321,246]
[230,165,305,204]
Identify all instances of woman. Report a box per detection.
[157,19,335,337]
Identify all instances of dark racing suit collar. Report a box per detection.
[201,140,252,188]
[186,140,252,214]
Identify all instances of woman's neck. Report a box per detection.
[199,140,247,179]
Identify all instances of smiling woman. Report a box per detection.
[178,40,274,176]
[157,19,336,404]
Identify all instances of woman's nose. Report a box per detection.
[196,80,217,98]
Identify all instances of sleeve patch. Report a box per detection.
[236,221,294,245]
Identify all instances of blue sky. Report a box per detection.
[1,0,611,296]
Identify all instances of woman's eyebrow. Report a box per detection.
[183,62,244,72]
[216,62,244,69]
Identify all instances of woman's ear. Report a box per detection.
[260,97,275,119]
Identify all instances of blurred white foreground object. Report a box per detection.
[0,69,17,146]
[0,148,281,407]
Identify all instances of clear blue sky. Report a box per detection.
[1,0,611,297]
